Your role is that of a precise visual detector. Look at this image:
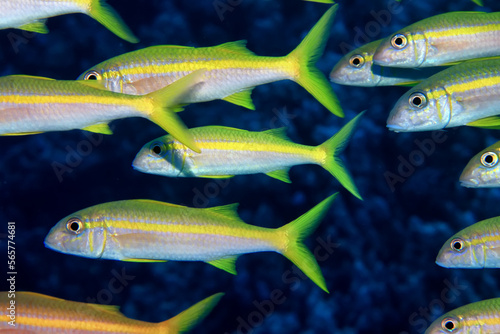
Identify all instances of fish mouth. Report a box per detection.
[459,179,479,188]
[386,124,407,132]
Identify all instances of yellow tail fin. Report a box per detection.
[162,293,224,333]
[278,194,338,293]
[88,0,139,43]
[288,5,342,117]
[145,70,206,153]
[318,111,365,200]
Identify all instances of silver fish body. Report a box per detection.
[387,58,500,132]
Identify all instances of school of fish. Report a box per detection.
[328,2,500,332]
[3,0,500,332]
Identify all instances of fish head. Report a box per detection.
[373,30,426,68]
[44,210,107,259]
[387,86,450,132]
[435,233,484,268]
[330,41,381,87]
[78,64,129,94]
[425,313,468,334]
[460,142,500,188]
[132,136,189,177]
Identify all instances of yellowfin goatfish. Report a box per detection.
[0,291,222,333]
[386,58,500,132]
[330,39,442,87]
[44,194,338,292]
[133,112,363,200]
[435,216,500,268]
[77,6,343,117]
[396,0,483,6]
[460,140,500,188]
[0,72,206,152]
[425,298,500,334]
[0,0,138,43]
[373,11,500,68]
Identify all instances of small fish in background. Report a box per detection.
[435,216,500,268]
[44,194,338,293]
[78,5,344,117]
[373,11,500,68]
[460,140,500,188]
[0,0,138,43]
[396,0,483,5]
[0,291,223,333]
[386,58,500,132]
[0,71,206,152]
[133,112,364,200]
[425,298,500,334]
[330,39,442,87]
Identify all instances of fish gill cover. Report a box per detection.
[0,0,499,333]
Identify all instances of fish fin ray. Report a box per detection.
[265,169,291,183]
[82,123,113,135]
[162,293,224,332]
[88,0,139,43]
[206,256,239,274]
[467,116,500,129]
[17,20,48,34]
[288,5,343,117]
[221,89,255,110]
[262,127,290,140]
[319,111,364,200]
[205,203,240,220]
[278,194,338,293]
[215,40,255,56]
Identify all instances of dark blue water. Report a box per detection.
[1,0,499,333]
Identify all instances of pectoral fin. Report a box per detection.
[206,256,238,275]
[222,89,255,110]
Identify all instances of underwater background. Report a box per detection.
[1,0,500,333]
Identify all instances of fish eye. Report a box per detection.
[480,152,498,168]
[150,141,166,156]
[450,238,465,253]
[66,218,83,234]
[391,34,407,49]
[409,92,428,109]
[441,317,457,332]
[349,55,365,68]
[83,70,101,81]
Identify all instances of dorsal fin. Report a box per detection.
[134,199,189,209]
[215,40,255,56]
[262,127,290,141]
[205,203,241,220]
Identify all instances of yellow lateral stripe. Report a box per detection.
[113,57,292,77]
[171,140,312,155]
[17,318,142,331]
[444,76,500,94]
[420,25,500,39]
[101,221,272,238]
